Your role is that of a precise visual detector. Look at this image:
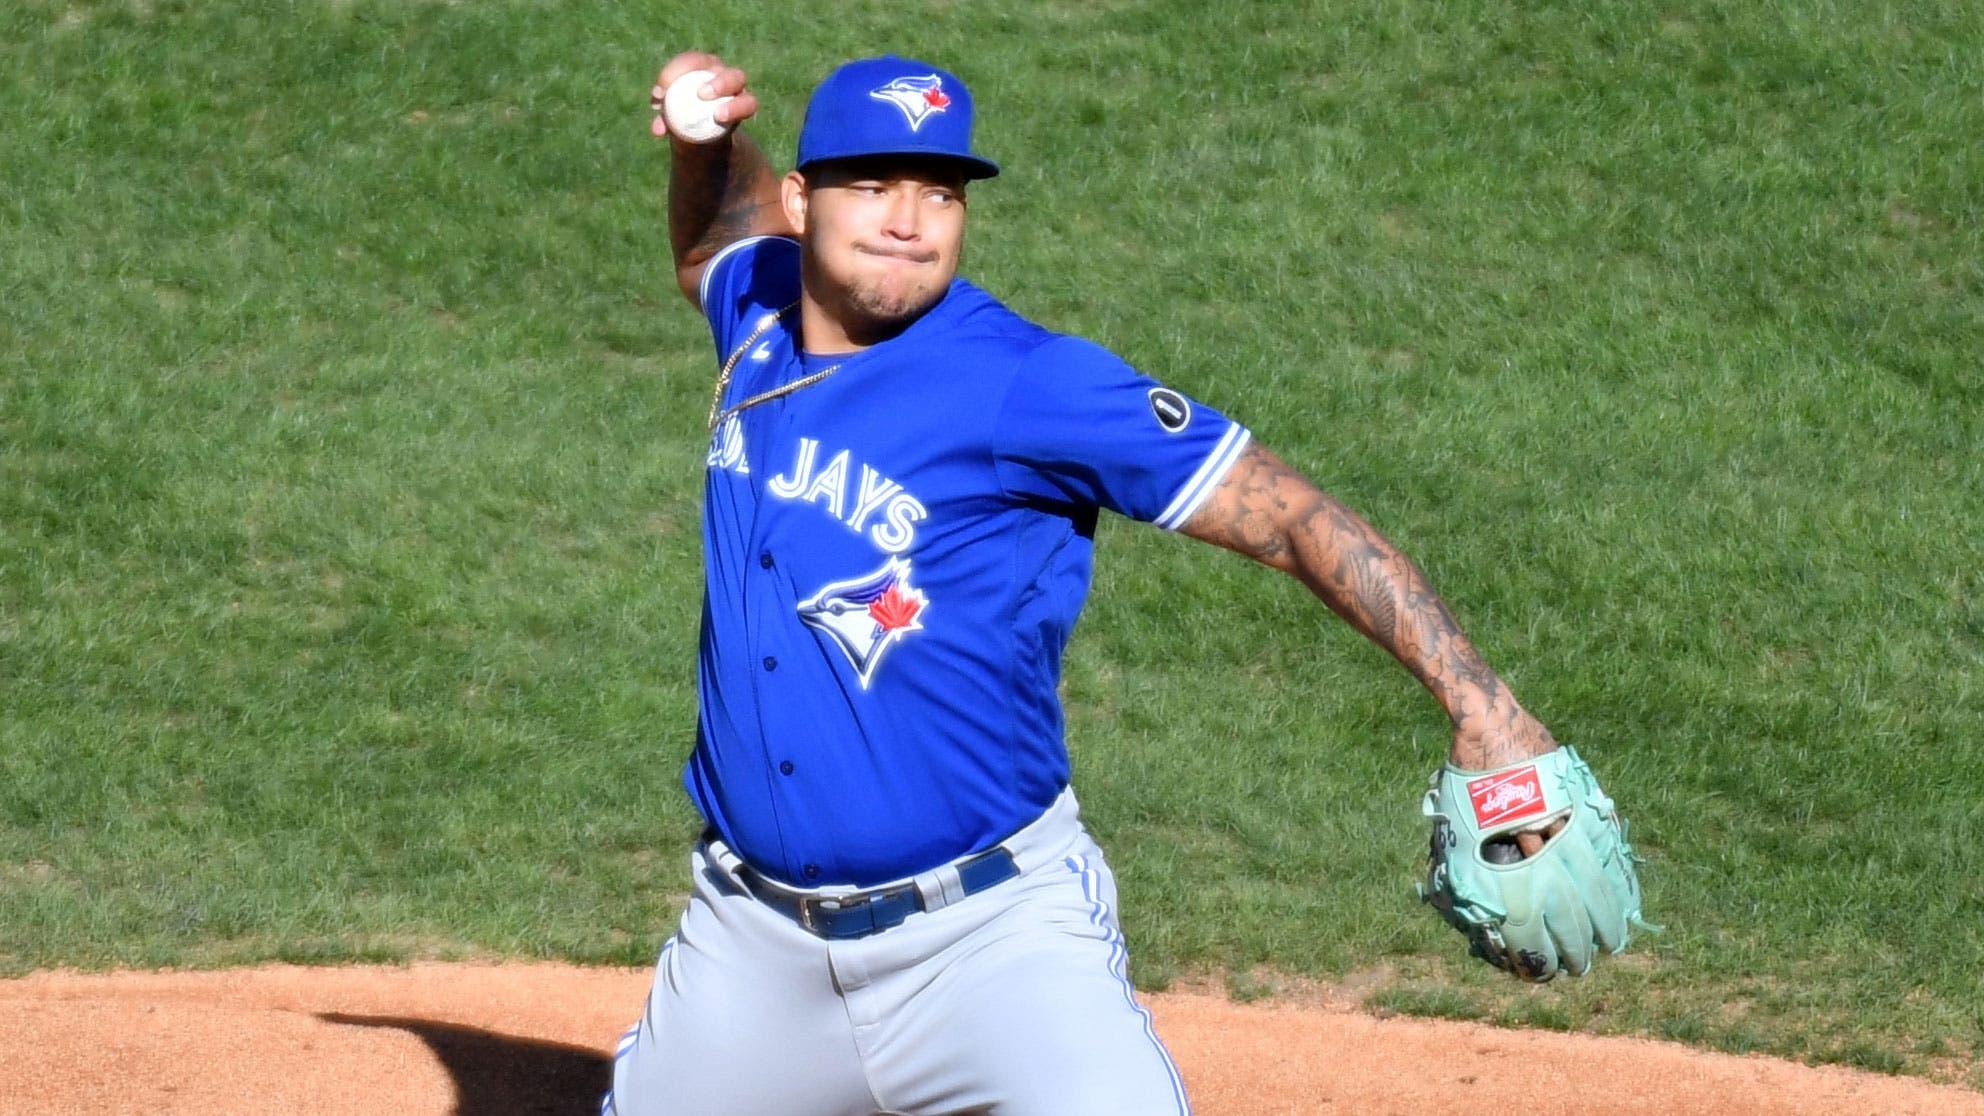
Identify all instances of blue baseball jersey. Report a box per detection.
[687,235,1252,887]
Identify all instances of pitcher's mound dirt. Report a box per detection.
[2,963,1978,1115]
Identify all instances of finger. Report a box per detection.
[657,51,724,89]
[1509,921,1558,982]
[702,66,749,99]
[713,91,758,126]
[650,113,668,139]
[1514,816,1568,858]
[1580,853,1631,953]
[1544,880,1596,976]
[1560,820,1635,953]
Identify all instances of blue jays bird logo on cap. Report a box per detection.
[798,557,928,688]
[868,74,953,133]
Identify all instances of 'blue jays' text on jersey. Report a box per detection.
[687,236,1252,888]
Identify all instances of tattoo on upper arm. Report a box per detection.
[671,138,780,267]
[1182,442,1301,565]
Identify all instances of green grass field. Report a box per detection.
[4,0,1981,1087]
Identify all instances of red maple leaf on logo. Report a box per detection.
[868,584,924,632]
[923,88,951,110]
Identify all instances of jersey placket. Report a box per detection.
[743,350,826,885]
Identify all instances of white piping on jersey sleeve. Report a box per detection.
[1154,423,1252,531]
[695,234,799,314]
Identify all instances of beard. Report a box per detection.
[803,241,963,347]
[841,273,945,332]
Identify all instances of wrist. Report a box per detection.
[1448,706,1557,771]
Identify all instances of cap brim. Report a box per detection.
[800,146,1000,180]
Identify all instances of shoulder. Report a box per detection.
[936,284,1133,378]
[698,234,802,314]
[1019,333,1131,376]
[935,279,1108,366]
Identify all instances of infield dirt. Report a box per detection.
[2,963,1979,1114]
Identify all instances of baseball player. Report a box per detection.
[605,51,1647,1116]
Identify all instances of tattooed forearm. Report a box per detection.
[1181,443,1554,769]
[668,131,785,274]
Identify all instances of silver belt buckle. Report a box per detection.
[799,893,850,935]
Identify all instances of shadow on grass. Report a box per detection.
[320,1013,610,1116]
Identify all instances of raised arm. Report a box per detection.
[653,52,790,305]
[1180,442,1558,773]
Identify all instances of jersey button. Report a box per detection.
[779,760,795,776]
[759,552,774,569]
[803,864,821,881]
[762,656,777,671]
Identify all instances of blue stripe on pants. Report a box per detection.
[1065,854,1192,1116]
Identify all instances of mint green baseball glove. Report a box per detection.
[1418,746,1652,982]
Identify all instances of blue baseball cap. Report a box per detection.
[796,55,1000,180]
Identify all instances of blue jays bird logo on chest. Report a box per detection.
[797,557,928,689]
[868,74,952,133]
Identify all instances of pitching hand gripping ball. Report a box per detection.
[661,69,734,144]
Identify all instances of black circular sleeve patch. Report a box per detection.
[1148,387,1191,433]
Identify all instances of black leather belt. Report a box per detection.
[739,847,1020,941]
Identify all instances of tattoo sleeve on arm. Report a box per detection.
[1181,442,1552,768]
[668,132,786,295]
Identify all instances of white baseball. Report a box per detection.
[663,69,734,144]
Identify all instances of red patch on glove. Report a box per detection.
[1467,766,1548,828]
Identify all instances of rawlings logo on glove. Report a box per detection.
[1467,767,1547,828]
[1419,746,1655,982]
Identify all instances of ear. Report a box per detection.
[780,171,809,236]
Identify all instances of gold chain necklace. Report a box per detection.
[706,303,845,434]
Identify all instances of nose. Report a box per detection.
[881,186,920,241]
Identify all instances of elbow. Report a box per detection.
[1251,528,1304,576]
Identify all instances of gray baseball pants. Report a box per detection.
[602,789,1190,1115]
